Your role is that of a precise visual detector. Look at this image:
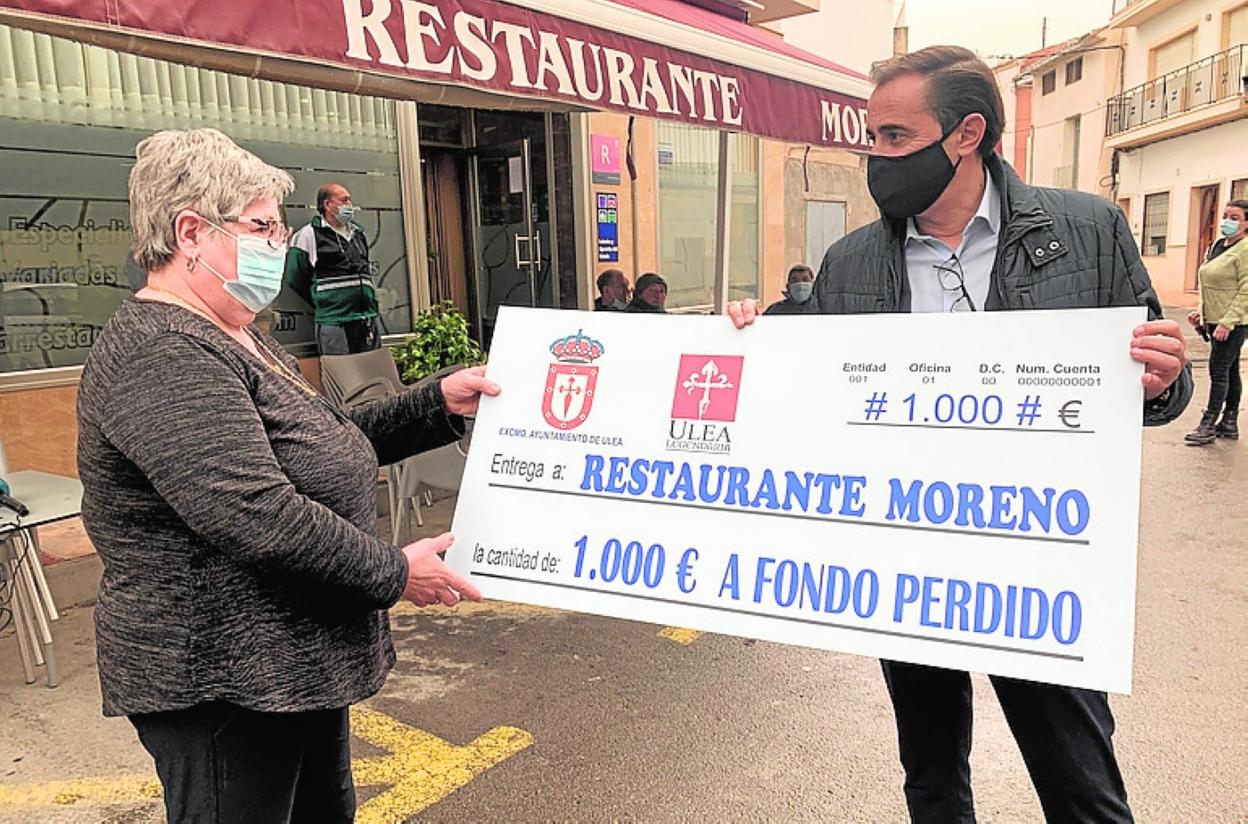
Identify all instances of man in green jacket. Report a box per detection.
[285,183,381,354]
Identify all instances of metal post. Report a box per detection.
[395,101,430,321]
[568,112,596,310]
[1,538,36,683]
[712,130,736,314]
[14,542,57,686]
[543,113,561,309]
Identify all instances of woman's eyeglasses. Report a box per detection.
[220,216,291,249]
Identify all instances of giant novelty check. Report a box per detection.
[448,306,1148,693]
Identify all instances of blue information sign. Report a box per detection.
[596,193,619,263]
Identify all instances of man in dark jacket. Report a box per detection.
[764,264,819,315]
[594,269,631,311]
[731,46,1190,823]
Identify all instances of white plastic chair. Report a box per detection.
[392,437,467,538]
[319,352,474,544]
[319,350,409,543]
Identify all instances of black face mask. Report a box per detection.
[867,123,964,220]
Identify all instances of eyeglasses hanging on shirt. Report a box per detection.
[933,253,977,312]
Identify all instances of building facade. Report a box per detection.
[0,0,890,476]
[1106,0,1248,302]
[1023,30,1125,196]
[994,0,1248,304]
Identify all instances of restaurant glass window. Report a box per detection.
[657,122,761,310]
[729,133,761,303]
[0,24,408,375]
[657,122,718,309]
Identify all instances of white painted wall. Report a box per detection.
[1116,118,1248,299]
[993,60,1023,168]
[777,0,896,76]
[1120,0,1236,89]
[1028,37,1122,195]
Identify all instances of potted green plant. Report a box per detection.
[390,301,485,384]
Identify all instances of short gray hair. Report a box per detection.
[129,128,294,272]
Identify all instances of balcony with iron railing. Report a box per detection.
[1105,45,1247,144]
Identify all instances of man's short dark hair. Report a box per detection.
[316,183,342,215]
[870,46,1005,160]
[1228,199,1248,213]
[787,264,814,280]
[597,268,624,294]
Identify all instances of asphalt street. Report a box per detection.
[0,366,1244,823]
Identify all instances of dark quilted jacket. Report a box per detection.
[813,155,1192,425]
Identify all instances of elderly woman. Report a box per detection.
[77,128,494,822]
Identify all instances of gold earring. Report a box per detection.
[187,256,197,273]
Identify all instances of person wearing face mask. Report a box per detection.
[594,268,632,311]
[76,129,499,823]
[626,272,668,313]
[1184,199,1248,444]
[285,182,382,354]
[727,46,1192,823]
[764,264,819,315]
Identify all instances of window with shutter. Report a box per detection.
[1065,57,1083,85]
[1142,193,1170,256]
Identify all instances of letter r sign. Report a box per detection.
[591,134,621,184]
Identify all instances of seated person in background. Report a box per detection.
[626,272,667,313]
[594,269,631,311]
[764,264,818,315]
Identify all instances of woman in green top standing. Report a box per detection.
[1186,199,1248,444]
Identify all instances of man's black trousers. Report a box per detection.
[882,660,1133,823]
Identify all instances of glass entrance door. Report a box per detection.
[468,138,545,346]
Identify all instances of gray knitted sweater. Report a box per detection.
[77,299,463,716]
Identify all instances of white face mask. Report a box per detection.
[199,221,288,313]
[788,281,814,303]
[612,299,629,311]
[336,205,358,223]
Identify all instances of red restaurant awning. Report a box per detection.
[0,0,873,149]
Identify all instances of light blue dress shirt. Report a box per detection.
[904,174,1001,313]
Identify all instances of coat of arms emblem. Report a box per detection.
[543,330,604,430]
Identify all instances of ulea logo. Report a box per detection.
[667,354,745,455]
[671,355,744,422]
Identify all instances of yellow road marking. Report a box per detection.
[0,707,532,823]
[658,627,704,645]
[0,775,161,808]
[350,705,533,824]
